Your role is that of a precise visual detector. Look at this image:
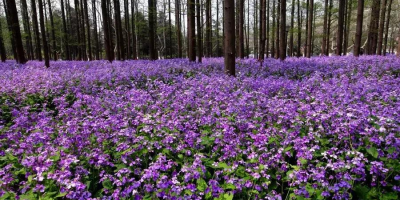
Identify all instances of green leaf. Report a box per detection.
[382,192,398,200]
[55,192,67,198]
[222,183,236,190]
[196,178,208,192]
[366,147,378,158]
[218,162,229,169]
[28,175,33,183]
[284,146,293,153]
[353,184,369,200]
[102,179,113,190]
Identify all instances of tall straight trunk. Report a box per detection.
[311,6,315,54]
[47,0,57,60]
[175,0,182,58]
[21,0,33,60]
[92,0,99,59]
[168,0,172,58]
[6,0,26,63]
[366,0,381,55]
[38,0,49,67]
[321,0,328,55]
[205,0,212,57]
[266,0,270,58]
[61,0,70,60]
[0,14,6,62]
[235,0,239,57]
[253,0,258,57]
[306,0,313,57]
[275,0,280,59]
[259,0,266,60]
[305,0,309,56]
[354,0,364,56]
[383,0,393,55]
[336,0,345,55]
[131,0,137,59]
[271,0,276,57]
[217,0,221,57]
[279,0,286,60]
[297,0,301,57]
[83,0,92,60]
[114,0,123,60]
[31,0,42,60]
[377,0,387,55]
[289,0,294,56]
[196,0,202,62]
[343,0,352,54]
[224,0,235,76]
[3,1,17,60]
[149,0,157,60]
[247,0,250,57]
[74,0,82,59]
[125,0,130,59]
[326,0,332,55]
[67,0,74,59]
[188,0,196,61]
[239,0,245,58]
[79,0,86,59]
[101,0,114,62]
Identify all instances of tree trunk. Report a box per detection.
[47,0,57,60]
[259,0,266,60]
[188,0,196,61]
[217,0,220,57]
[254,0,258,57]
[38,0,49,66]
[21,0,34,60]
[321,0,328,55]
[279,0,286,60]
[383,0,392,55]
[266,0,270,58]
[74,0,82,59]
[305,0,309,56]
[124,0,130,59]
[336,0,345,56]
[149,0,157,60]
[6,0,26,64]
[326,0,332,55]
[131,0,137,59]
[114,0,123,60]
[306,0,313,58]
[168,0,172,58]
[205,0,211,57]
[377,0,387,55]
[61,0,70,60]
[0,17,6,62]
[92,0,99,59]
[196,0,202,62]
[101,0,114,62]
[275,0,280,59]
[224,0,235,76]
[79,0,86,59]
[238,0,244,58]
[175,0,182,58]
[366,0,381,55]
[354,0,364,56]
[271,0,275,57]
[289,0,294,57]
[31,0,42,60]
[343,0,352,55]
[83,0,92,60]
[297,0,301,57]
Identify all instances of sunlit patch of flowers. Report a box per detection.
[0,56,399,199]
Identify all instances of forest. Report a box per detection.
[0,0,400,200]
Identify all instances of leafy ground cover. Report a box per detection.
[0,56,399,200]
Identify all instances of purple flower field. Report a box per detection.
[0,56,399,200]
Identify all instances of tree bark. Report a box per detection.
[21,0,33,60]
[131,0,137,59]
[149,0,157,60]
[31,0,42,60]
[377,0,387,55]
[271,0,275,57]
[101,0,114,62]
[289,0,294,56]
[38,0,49,67]
[275,0,280,59]
[238,0,245,58]
[60,0,70,60]
[305,0,309,56]
[336,0,345,56]
[321,0,328,55]
[297,0,301,57]
[224,0,235,76]
[326,0,332,55]
[306,0,313,58]
[114,0,123,60]
[266,0,270,58]
[6,0,26,64]
[366,0,381,55]
[259,0,266,60]
[82,0,92,60]
[279,0,286,60]
[92,0,99,59]
[188,0,196,61]
[196,0,202,62]
[74,0,82,59]
[175,0,182,58]
[343,0,352,55]
[354,0,364,56]
[383,0,393,55]
[47,0,57,60]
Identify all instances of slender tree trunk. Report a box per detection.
[21,0,33,60]
[175,0,182,58]
[196,0,202,62]
[305,0,309,56]
[47,0,57,60]
[289,0,294,56]
[271,0,275,57]
[306,0,313,57]
[3,1,16,60]
[101,0,114,62]
[266,0,270,58]
[205,0,211,57]
[92,0,99,59]
[354,0,364,56]
[275,0,280,59]
[38,0,49,66]
[124,0,130,59]
[254,0,258,57]
[259,0,266,60]
[6,0,26,63]
[188,0,196,61]
[131,0,137,59]
[217,0,221,57]
[224,0,235,76]
[366,0,381,55]
[279,0,286,60]
[336,0,345,55]
[297,0,301,57]
[377,0,387,55]
[83,0,92,60]
[238,0,245,58]
[168,0,172,58]
[74,0,82,59]
[61,0,70,60]
[114,0,123,60]
[31,0,42,60]
[79,0,86,59]
[0,15,6,62]
[149,0,157,60]
[326,0,332,55]
[344,0,352,55]
[67,0,74,59]
[383,0,392,55]
[321,0,328,55]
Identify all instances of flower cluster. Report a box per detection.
[0,56,399,199]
